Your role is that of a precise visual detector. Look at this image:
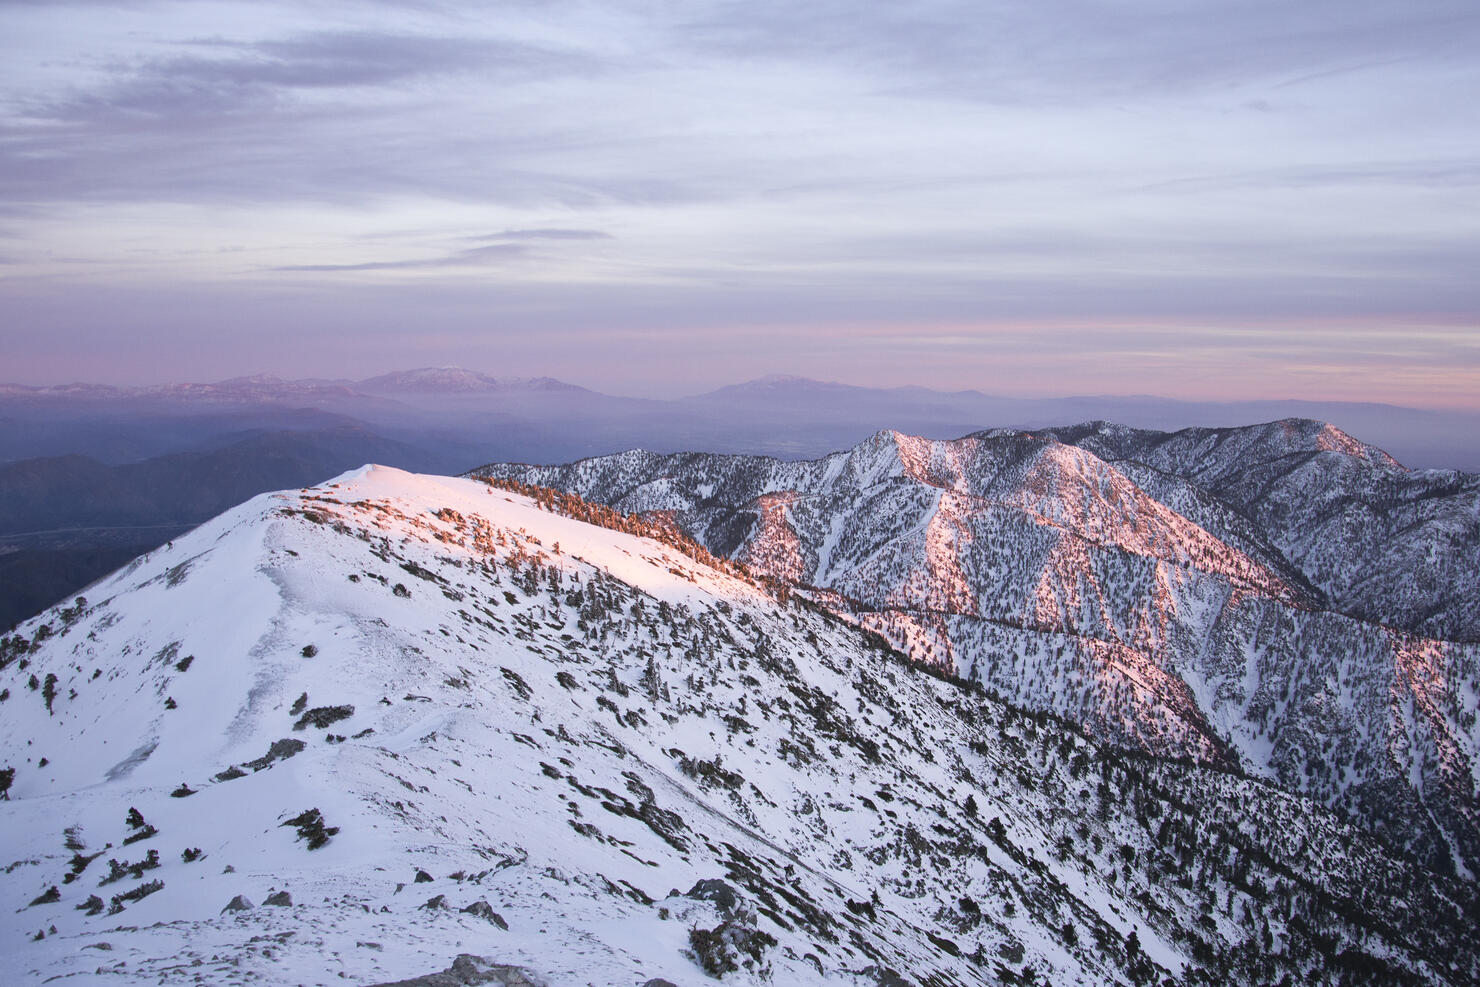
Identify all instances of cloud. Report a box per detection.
[272,242,526,272]
[677,0,1480,103]
[1135,159,1480,194]
[0,20,630,209]
[179,30,578,90]
[469,229,614,241]
[24,29,588,125]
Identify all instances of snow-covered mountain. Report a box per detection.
[473,421,1480,878]
[1033,419,1480,642]
[3,466,1475,985]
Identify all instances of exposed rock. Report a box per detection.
[280,807,338,849]
[263,890,292,907]
[243,738,307,772]
[364,953,547,986]
[28,885,59,906]
[221,894,254,913]
[687,919,777,978]
[293,704,353,731]
[682,878,743,919]
[459,900,508,929]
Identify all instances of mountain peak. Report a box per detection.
[1307,419,1403,466]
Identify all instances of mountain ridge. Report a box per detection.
[2,464,1476,985]
[473,419,1480,877]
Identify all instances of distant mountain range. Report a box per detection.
[6,367,1480,470]
[474,419,1480,878]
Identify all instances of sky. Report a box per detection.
[1,0,1477,405]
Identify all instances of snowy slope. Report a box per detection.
[3,466,1476,985]
[474,424,1480,877]
[1042,418,1480,641]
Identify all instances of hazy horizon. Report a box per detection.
[5,363,1480,414]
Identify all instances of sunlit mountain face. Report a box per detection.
[474,419,1480,878]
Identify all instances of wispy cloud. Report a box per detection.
[469,229,613,241]
[0,23,613,207]
[678,0,1480,102]
[272,242,526,272]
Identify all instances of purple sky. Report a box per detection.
[2,1,1477,405]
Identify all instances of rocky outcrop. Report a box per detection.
[366,954,546,987]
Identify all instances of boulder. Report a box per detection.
[459,900,509,929]
[364,953,547,986]
[682,878,743,918]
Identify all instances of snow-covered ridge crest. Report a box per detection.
[0,466,765,799]
[4,464,1478,984]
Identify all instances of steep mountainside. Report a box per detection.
[2,468,1474,985]
[1034,419,1480,643]
[473,423,1480,877]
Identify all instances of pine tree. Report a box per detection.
[644,653,663,700]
